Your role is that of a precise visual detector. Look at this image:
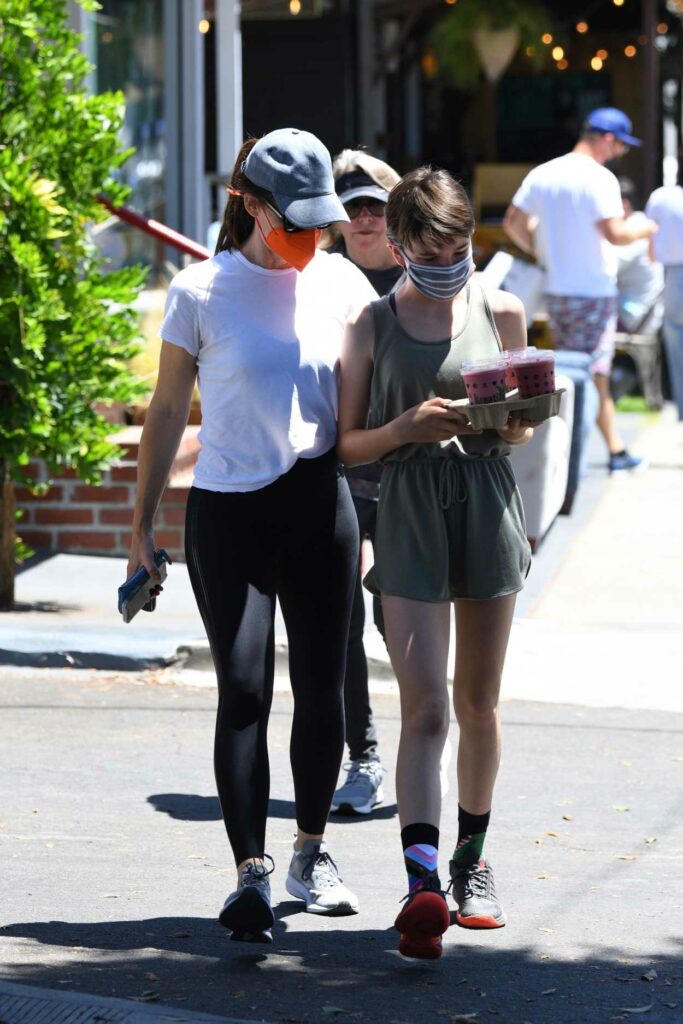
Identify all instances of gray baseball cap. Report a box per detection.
[244,128,350,228]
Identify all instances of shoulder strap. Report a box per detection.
[475,280,504,353]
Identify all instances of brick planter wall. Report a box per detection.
[15,426,200,563]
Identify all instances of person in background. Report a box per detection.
[339,167,534,960]
[128,129,376,944]
[325,150,402,815]
[646,151,683,421]
[504,107,658,472]
[616,177,663,334]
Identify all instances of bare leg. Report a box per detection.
[453,595,517,815]
[594,372,624,455]
[382,596,451,829]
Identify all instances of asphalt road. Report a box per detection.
[1,667,682,1024]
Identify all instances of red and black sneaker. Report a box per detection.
[394,875,451,960]
[448,858,506,929]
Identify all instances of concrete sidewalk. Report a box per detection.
[2,407,682,714]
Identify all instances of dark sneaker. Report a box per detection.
[330,760,385,815]
[609,451,644,473]
[286,840,359,915]
[448,858,506,929]
[394,875,451,960]
[219,855,274,942]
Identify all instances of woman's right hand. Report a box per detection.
[392,398,482,445]
[127,529,164,596]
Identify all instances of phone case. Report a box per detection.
[118,549,170,624]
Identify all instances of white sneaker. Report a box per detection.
[330,760,385,815]
[285,840,359,915]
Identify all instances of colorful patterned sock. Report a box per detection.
[451,806,490,868]
[401,823,440,893]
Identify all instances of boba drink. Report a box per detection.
[512,350,556,398]
[505,346,538,391]
[461,357,508,405]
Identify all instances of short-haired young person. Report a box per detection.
[128,129,376,943]
[338,168,534,959]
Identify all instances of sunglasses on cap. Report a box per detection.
[343,197,387,220]
[263,199,331,234]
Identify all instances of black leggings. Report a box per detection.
[185,450,358,866]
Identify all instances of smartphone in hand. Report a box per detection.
[118,549,171,624]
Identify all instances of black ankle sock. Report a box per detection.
[452,806,491,867]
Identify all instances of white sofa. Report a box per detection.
[509,374,574,551]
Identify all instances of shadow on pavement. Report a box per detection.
[147,794,298,822]
[2,917,682,1024]
[147,793,399,823]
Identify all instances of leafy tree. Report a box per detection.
[0,0,148,607]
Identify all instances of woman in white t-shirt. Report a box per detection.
[127,129,375,943]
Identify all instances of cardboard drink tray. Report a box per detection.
[449,388,565,431]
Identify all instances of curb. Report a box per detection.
[0,980,272,1024]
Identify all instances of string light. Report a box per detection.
[289,0,301,13]
[445,0,458,5]
[421,52,439,77]
[657,22,669,33]
[525,45,536,56]
[541,33,553,44]
[638,34,648,44]
[624,44,637,57]
[596,48,608,59]
[557,58,569,70]
[198,18,210,33]
[576,21,589,33]
[613,0,624,7]
[552,45,564,60]
[591,56,604,70]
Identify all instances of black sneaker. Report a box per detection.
[448,858,506,929]
[219,855,275,943]
[394,874,451,960]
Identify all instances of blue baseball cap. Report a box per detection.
[244,128,349,228]
[584,107,642,147]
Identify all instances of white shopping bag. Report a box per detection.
[502,257,546,326]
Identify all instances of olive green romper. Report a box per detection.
[364,281,531,602]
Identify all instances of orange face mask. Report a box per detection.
[256,208,321,272]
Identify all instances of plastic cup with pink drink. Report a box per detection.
[461,355,509,405]
[507,348,556,398]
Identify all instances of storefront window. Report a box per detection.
[90,0,166,283]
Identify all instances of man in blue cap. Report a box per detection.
[504,108,658,472]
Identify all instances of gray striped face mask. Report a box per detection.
[401,243,474,301]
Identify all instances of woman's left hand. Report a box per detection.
[497,411,539,445]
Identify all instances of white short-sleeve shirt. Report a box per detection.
[160,248,377,492]
[512,152,624,297]
[645,186,683,266]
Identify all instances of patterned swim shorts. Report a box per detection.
[545,295,617,376]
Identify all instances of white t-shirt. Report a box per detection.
[645,186,683,266]
[160,248,376,492]
[512,152,624,297]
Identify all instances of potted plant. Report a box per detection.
[430,0,551,92]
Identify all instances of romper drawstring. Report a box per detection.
[438,459,468,509]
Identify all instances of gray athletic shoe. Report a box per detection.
[219,855,275,942]
[285,840,359,915]
[448,858,506,929]
[330,760,385,815]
